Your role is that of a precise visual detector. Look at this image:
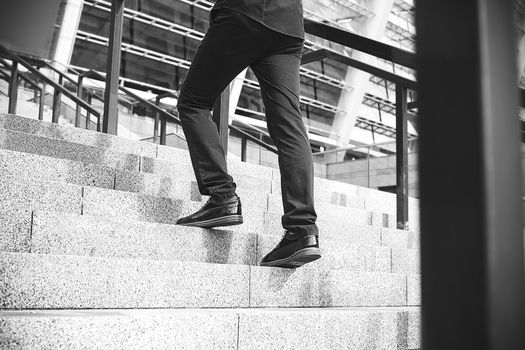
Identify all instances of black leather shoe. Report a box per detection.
[260,231,321,268]
[176,195,243,228]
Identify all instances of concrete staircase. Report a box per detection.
[0,112,421,349]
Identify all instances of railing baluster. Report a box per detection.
[86,93,93,129]
[52,75,63,123]
[37,87,44,121]
[396,83,409,230]
[160,114,167,145]
[102,0,125,135]
[75,75,84,128]
[241,136,247,162]
[154,96,161,144]
[8,61,18,114]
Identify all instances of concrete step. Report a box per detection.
[140,154,273,194]
[0,126,142,172]
[264,211,419,250]
[0,112,158,158]
[0,175,417,254]
[267,192,366,212]
[0,124,273,195]
[0,112,274,181]
[0,145,413,240]
[0,179,82,252]
[0,307,421,349]
[0,252,408,309]
[0,147,268,211]
[0,113,275,193]
[23,211,394,273]
[0,113,419,222]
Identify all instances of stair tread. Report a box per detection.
[0,251,413,309]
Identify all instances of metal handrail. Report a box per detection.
[0,44,101,118]
[80,69,182,126]
[304,18,417,70]
[0,57,49,120]
[304,49,417,90]
[312,138,418,156]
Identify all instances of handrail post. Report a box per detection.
[241,136,247,162]
[213,85,230,156]
[75,75,84,127]
[86,93,93,129]
[8,61,18,114]
[37,87,44,121]
[396,83,409,230]
[154,96,161,144]
[102,0,125,135]
[52,75,63,123]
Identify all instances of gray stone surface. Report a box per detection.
[0,252,250,308]
[371,211,394,228]
[141,156,273,194]
[238,307,421,350]
[407,308,422,349]
[0,148,115,190]
[156,144,192,164]
[0,179,82,215]
[407,274,421,306]
[0,309,238,350]
[382,228,420,249]
[392,248,420,274]
[249,265,407,307]
[320,270,407,307]
[0,128,140,171]
[0,307,421,350]
[115,169,193,200]
[0,207,32,253]
[256,234,391,272]
[267,193,365,214]
[0,178,82,252]
[31,211,257,265]
[0,113,157,158]
[358,186,397,214]
[271,169,360,202]
[228,157,273,181]
[263,212,377,243]
[82,186,184,225]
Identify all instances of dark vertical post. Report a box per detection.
[212,85,230,155]
[154,96,161,144]
[416,1,525,350]
[102,0,124,135]
[75,75,84,127]
[8,61,18,114]
[160,115,167,145]
[37,88,44,121]
[52,76,63,123]
[85,94,93,129]
[241,136,247,162]
[396,83,409,229]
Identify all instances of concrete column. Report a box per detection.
[330,0,394,149]
[52,0,85,70]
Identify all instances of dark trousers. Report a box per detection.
[177,9,318,236]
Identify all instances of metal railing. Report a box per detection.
[303,17,417,229]
[0,1,419,230]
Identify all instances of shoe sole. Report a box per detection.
[177,215,243,229]
[259,247,321,269]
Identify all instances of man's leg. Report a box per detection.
[251,34,320,267]
[176,10,266,227]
